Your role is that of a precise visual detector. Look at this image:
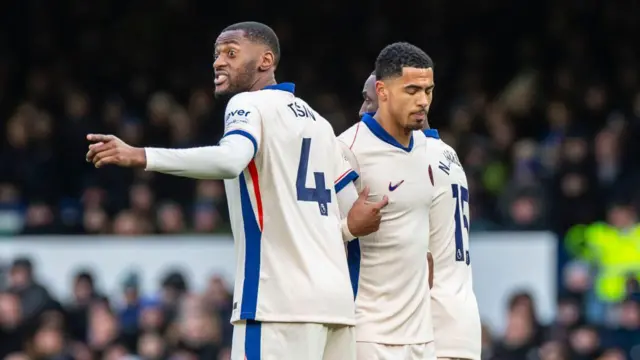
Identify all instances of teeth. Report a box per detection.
[215,74,228,85]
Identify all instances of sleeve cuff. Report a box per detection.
[335,170,359,193]
[341,218,356,242]
[144,148,157,171]
[223,130,258,157]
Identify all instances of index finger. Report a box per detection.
[372,195,389,210]
[87,134,115,143]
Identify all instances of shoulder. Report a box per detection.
[438,141,462,169]
[337,122,364,151]
[224,92,261,118]
[226,91,275,111]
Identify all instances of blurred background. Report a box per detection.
[1,0,640,359]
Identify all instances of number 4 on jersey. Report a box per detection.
[296,138,331,216]
[452,184,470,265]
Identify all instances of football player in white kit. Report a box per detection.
[356,71,482,360]
[338,42,438,360]
[85,21,389,360]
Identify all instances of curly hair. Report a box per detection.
[375,42,433,80]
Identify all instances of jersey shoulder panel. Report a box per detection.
[337,122,364,152]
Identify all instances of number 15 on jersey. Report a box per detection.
[452,184,470,265]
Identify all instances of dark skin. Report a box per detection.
[374,67,435,147]
[358,74,378,118]
[360,70,435,288]
[85,29,385,238]
[213,30,277,98]
[85,29,278,168]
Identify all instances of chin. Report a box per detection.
[214,88,234,100]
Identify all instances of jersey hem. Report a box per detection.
[355,335,434,345]
[435,350,481,360]
[232,313,355,326]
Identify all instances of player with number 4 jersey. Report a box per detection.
[85,22,388,360]
[424,130,481,360]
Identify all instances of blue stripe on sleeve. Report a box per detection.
[335,170,359,193]
[224,129,258,157]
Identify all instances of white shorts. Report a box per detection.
[231,320,356,360]
[357,341,436,360]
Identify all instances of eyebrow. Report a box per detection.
[215,39,241,47]
[405,84,435,90]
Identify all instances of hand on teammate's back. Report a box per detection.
[85,134,146,168]
[347,186,388,237]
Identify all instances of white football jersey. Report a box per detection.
[424,129,481,360]
[222,83,358,325]
[338,114,435,345]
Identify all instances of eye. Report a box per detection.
[228,49,237,58]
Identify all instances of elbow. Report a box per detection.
[218,163,245,179]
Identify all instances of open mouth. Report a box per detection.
[214,73,229,86]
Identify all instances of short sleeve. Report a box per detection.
[222,94,263,157]
[334,138,359,193]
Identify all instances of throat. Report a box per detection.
[376,114,412,147]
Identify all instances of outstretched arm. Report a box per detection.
[87,93,262,180]
[145,134,254,179]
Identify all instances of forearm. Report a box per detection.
[144,135,254,179]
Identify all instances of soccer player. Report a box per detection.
[86,21,388,360]
[338,42,437,360]
[355,67,482,360]
[358,71,377,118]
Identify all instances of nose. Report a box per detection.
[416,92,429,108]
[358,104,366,118]
[213,55,227,71]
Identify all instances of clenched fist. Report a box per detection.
[346,186,389,237]
[86,134,146,168]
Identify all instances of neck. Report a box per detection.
[423,120,431,130]
[250,73,277,92]
[374,110,411,147]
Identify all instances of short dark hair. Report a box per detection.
[223,21,280,66]
[375,42,433,80]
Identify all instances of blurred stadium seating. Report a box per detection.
[1,0,639,359]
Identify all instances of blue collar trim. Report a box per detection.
[361,113,414,152]
[263,82,295,94]
[424,129,440,139]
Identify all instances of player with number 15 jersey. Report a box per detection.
[424,130,481,360]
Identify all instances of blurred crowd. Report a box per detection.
[1,256,639,360]
[1,258,234,360]
[0,0,638,235]
[1,0,640,359]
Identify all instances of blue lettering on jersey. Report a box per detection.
[438,161,451,175]
[287,102,316,120]
[226,109,252,118]
[443,149,461,167]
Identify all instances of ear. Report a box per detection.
[375,80,387,102]
[258,51,275,72]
